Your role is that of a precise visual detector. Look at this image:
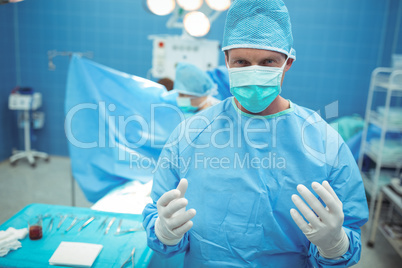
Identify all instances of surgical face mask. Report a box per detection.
[177,97,199,114]
[177,96,210,115]
[228,58,288,113]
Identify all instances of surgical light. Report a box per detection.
[177,0,203,11]
[206,0,231,11]
[147,0,175,16]
[183,11,210,37]
[0,0,24,4]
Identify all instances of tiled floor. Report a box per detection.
[0,156,400,267]
[0,156,91,225]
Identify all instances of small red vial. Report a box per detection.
[29,225,42,240]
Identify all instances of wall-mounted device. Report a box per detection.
[150,35,220,80]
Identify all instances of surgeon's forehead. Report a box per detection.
[227,48,286,61]
[179,93,196,98]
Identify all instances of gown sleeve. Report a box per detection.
[142,123,191,257]
[308,142,369,267]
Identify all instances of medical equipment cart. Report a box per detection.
[367,184,402,258]
[8,91,49,167]
[358,67,402,243]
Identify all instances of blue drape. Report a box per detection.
[207,65,232,100]
[65,55,182,202]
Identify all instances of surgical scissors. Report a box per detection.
[47,217,54,232]
[65,216,85,232]
[57,215,67,230]
[116,219,123,234]
[65,216,79,232]
[104,217,116,235]
[78,216,96,232]
[98,217,109,231]
[120,247,135,268]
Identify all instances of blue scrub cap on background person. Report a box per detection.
[174,63,217,97]
[222,0,296,60]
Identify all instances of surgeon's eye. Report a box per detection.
[261,59,276,66]
[232,60,249,67]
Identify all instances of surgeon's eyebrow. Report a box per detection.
[230,56,248,62]
[267,54,284,62]
[265,53,288,64]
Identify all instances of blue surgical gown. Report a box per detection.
[143,97,368,268]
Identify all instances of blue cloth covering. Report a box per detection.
[347,124,402,162]
[0,204,151,267]
[206,66,232,101]
[65,55,182,202]
[143,98,368,267]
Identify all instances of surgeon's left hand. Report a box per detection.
[290,181,349,259]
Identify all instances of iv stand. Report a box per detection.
[10,110,49,167]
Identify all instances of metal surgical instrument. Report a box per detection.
[65,216,83,232]
[116,219,123,234]
[78,216,95,232]
[47,217,54,232]
[120,247,135,268]
[57,215,67,230]
[104,217,116,235]
[98,217,108,231]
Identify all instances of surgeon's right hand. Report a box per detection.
[155,178,196,246]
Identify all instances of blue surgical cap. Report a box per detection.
[222,0,296,60]
[174,63,217,97]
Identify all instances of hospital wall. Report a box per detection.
[283,0,402,117]
[383,0,402,63]
[0,5,18,162]
[0,0,401,161]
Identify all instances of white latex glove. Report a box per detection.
[155,179,196,246]
[290,181,349,259]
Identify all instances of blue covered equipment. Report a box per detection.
[65,55,182,202]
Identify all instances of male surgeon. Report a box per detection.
[143,1,368,267]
